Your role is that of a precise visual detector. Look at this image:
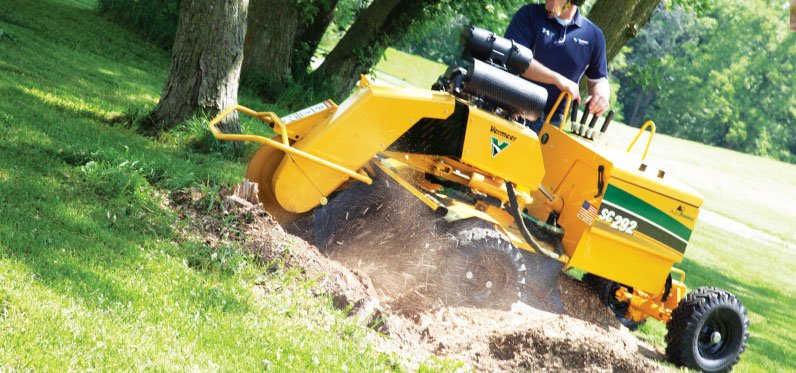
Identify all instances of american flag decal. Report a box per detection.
[578,201,598,225]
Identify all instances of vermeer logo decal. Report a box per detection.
[491,136,511,157]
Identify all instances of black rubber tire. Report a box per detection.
[665,287,749,372]
[582,273,641,330]
[439,221,527,309]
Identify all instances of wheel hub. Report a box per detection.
[710,331,722,344]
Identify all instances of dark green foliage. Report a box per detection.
[615,0,796,163]
[97,0,180,49]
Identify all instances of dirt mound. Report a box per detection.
[169,187,669,371]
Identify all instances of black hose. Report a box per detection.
[505,182,561,260]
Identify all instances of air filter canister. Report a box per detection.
[464,59,548,117]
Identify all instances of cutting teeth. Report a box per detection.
[519,264,527,272]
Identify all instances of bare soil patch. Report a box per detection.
[169,187,669,372]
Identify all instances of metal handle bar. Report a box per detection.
[543,91,573,131]
[626,120,656,161]
[208,105,372,184]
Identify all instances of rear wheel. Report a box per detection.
[582,273,641,330]
[665,287,749,372]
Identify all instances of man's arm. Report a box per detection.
[522,60,581,103]
[586,78,610,116]
[585,27,610,116]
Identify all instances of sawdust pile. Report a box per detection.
[169,188,669,372]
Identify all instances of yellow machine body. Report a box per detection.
[529,124,703,297]
[209,76,703,323]
[459,106,545,189]
[271,77,454,213]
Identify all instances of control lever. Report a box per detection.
[570,101,579,132]
[574,99,590,135]
[593,110,614,140]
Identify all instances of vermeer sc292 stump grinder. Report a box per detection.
[209,27,749,371]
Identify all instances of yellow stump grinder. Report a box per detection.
[209,27,749,372]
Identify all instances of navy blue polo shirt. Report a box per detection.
[505,4,607,114]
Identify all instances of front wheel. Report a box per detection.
[665,287,749,372]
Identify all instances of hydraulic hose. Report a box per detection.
[505,182,561,261]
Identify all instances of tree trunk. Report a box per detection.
[292,0,340,77]
[242,0,299,100]
[311,0,440,100]
[146,0,249,134]
[587,0,662,64]
[628,89,644,126]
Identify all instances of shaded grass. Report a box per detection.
[0,0,396,370]
[375,48,448,89]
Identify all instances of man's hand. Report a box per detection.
[555,74,581,103]
[586,79,610,116]
[586,93,609,116]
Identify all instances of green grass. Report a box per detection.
[1,0,793,371]
[0,0,395,370]
[375,48,448,89]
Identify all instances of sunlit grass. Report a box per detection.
[0,0,395,370]
[375,48,448,89]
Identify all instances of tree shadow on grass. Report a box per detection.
[0,125,248,316]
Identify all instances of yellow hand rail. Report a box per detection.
[208,105,372,185]
[543,91,573,131]
[626,120,656,161]
[671,267,686,283]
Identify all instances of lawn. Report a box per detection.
[0,0,394,370]
[0,0,793,371]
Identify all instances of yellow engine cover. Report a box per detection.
[460,106,545,190]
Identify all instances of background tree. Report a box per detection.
[242,0,339,100]
[145,0,249,134]
[613,0,795,162]
[242,0,299,100]
[587,0,661,63]
[310,0,443,99]
[292,0,340,77]
[611,4,704,126]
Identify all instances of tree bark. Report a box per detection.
[293,0,340,77]
[587,0,662,64]
[242,0,299,100]
[145,0,248,134]
[311,0,441,100]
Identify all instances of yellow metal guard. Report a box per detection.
[626,120,656,161]
[543,92,573,130]
[207,105,372,185]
